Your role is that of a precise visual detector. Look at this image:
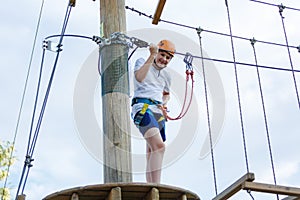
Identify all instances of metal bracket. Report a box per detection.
[92,35,109,46]
[93,32,128,49]
[129,37,149,48]
[43,40,63,52]
[93,32,149,49]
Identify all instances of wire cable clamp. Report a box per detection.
[43,40,63,52]
[24,155,34,168]
[250,37,257,46]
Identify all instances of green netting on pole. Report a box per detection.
[100,43,129,96]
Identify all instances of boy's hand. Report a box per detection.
[149,43,158,57]
[158,104,168,121]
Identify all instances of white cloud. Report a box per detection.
[259,160,299,185]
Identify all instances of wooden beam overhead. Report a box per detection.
[69,0,76,7]
[152,0,166,25]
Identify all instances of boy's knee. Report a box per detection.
[154,141,165,152]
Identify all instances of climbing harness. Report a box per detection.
[131,97,162,106]
[133,103,149,125]
[131,98,164,125]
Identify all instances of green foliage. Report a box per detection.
[0,140,15,200]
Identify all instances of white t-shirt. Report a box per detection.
[131,58,171,118]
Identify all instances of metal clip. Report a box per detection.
[184,52,193,72]
[184,52,193,66]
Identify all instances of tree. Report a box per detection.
[0,140,15,200]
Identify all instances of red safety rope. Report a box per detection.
[162,68,194,120]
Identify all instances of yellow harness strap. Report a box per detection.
[140,103,149,114]
[134,103,165,126]
[158,116,165,122]
[142,103,164,121]
[141,103,166,122]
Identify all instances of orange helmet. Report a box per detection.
[157,39,176,56]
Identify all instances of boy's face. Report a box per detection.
[155,51,173,69]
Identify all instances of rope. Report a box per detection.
[14,47,46,200]
[249,0,300,12]
[179,52,300,73]
[250,38,278,200]
[125,6,300,50]
[247,189,255,200]
[173,51,300,73]
[225,0,250,173]
[128,46,138,61]
[26,49,45,159]
[278,5,300,109]
[1,0,45,197]
[163,65,194,121]
[197,29,218,195]
[44,34,93,41]
[125,37,300,73]
[14,3,74,199]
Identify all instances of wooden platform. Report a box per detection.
[43,182,200,200]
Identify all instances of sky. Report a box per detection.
[1,0,300,199]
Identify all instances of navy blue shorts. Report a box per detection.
[134,111,166,142]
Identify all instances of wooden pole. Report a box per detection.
[99,0,132,183]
